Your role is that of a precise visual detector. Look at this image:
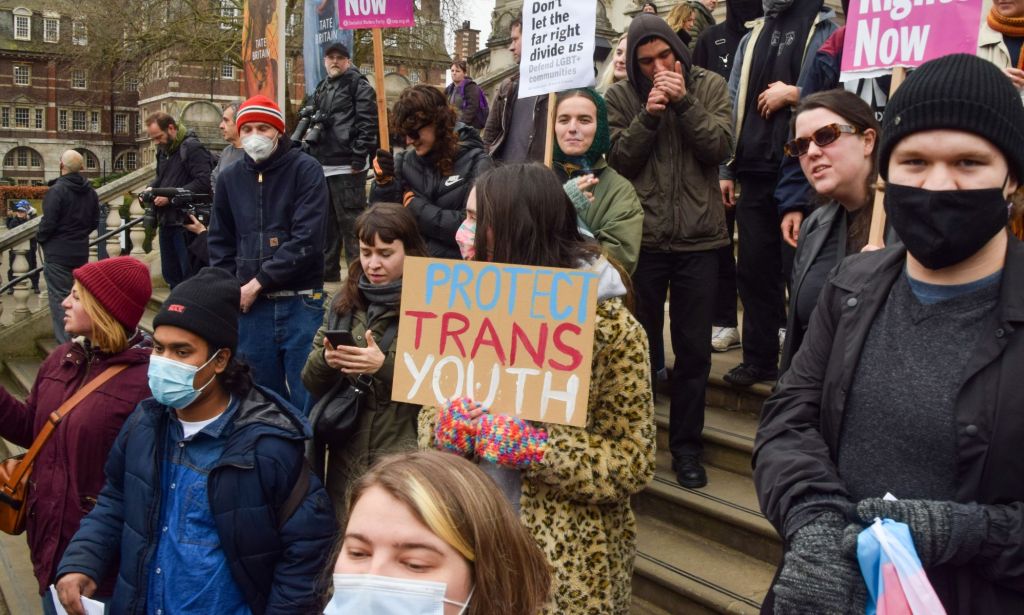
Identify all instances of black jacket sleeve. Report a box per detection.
[180,141,214,196]
[36,183,64,244]
[351,79,379,168]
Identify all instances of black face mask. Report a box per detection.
[885,183,1010,270]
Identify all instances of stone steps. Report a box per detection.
[631,349,779,614]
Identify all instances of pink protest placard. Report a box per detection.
[337,0,414,30]
[841,0,984,81]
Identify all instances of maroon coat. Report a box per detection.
[0,333,151,595]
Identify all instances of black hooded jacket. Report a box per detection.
[37,173,100,267]
[693,0,763,80]
[369,124,493,259]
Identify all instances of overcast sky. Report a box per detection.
[466,0,495,47]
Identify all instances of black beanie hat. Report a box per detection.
[879,54,1024,182]
[153,267,240,353]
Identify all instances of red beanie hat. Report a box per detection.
[235,95,286,133]
[73,257,152,330]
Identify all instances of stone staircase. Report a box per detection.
[630,353,778,614]
[0,286,780,614]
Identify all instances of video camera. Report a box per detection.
[291,105,328,147]
[139,187,212,230]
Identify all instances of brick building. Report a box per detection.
[0,1,141,184]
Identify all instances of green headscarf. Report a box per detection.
[552,87,611,173]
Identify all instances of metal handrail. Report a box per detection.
[0,216,145,296]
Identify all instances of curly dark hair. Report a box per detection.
[390,84,460,176]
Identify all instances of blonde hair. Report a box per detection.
[597,34,626,93]
[75,281,129,353]
[346,451,551,615]
[666,2,695,31]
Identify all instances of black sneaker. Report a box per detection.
[723,363,778,387]
[673,455,707,489]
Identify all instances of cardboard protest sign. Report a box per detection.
[519,0,597,98]
[392,257,599,427]
[337,0,414,29]
[841,0,984,81]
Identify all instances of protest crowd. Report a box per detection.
[1,0,1024,613]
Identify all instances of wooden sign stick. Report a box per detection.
[372,28,391,151]
[543,91,557,168]
[868,66,907,246]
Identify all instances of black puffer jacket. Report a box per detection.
[308,67,379,167]
[370,125,492,258]
[37,173,100,267]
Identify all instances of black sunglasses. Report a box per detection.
[784,123,859,158]
[404,123,430,141]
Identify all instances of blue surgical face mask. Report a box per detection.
[147,352,220,409]
[324,574,473,615]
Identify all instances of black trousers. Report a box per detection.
[634,249,718,459]
[324,171,368,281]
[713,205,738,328]
[735,173,788,371]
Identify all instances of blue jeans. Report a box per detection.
[43,261,75,344]
[238,292,324,411]
[159,224,191,288]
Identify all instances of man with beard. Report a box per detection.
[306,42,378,282]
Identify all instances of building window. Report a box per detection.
[221,63,234,79]
[114,112,127,134]
[4,148,42,168]
[13,65,30,86]
[44,17,59,42]
[16,149,28,167]
[58,109,67,131]
[220,0,239,29]
[90,111,99,132]
[84,152,97,169]
[71,69,86,89]
[127,76,138,91]
[34,108,43,129]
[1,108,8,128]
[13,14,30,41]
[125,151,137,170]
[72,110,86,131]
[72,20,87,45]
[14,108,29,128]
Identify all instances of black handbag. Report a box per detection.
[310,313,399,447]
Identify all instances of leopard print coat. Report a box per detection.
[419,295,656,614]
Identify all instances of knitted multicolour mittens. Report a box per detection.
[476,413,548,469]
[434,397,481,456]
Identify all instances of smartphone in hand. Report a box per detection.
[324,330,357,347]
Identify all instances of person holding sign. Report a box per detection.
[754,54,1024,613]
[552,87,644,274]
[778,90,880,375]
[371,85,492,259]
[419,164,656,614]
[605,12,732,489]
[483,18,549,164]
[325,450,551,615]
[301,203,429,517]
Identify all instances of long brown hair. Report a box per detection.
[473,164,601,268]
[390,85,460,176]
[331,202,428,315]
[345,451,552,615]
[792,89,881,251]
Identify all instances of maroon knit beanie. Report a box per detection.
[73,257,152,330]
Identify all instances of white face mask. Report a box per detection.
[324,574,473,615]
[241,133,276,162]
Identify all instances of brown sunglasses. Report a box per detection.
[784,123,860,158]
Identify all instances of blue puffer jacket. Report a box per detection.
[208,137,328,293]
[56,384,337,614]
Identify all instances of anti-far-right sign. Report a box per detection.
[841,0,984,81]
